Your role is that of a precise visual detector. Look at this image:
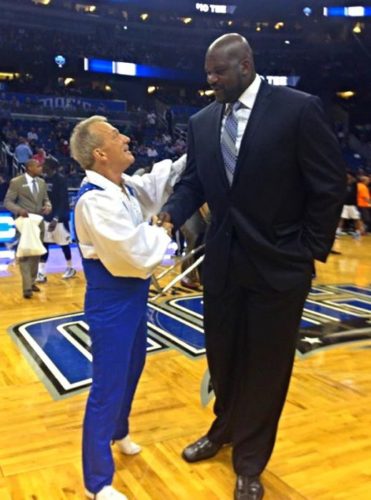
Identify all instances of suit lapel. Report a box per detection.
[232,81,273,185]
[36,177,42,193]
[20,175,33,198]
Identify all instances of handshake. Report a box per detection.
[151,212,173,237]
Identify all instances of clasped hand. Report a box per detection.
[151,211,173,236]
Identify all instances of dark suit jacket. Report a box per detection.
[4,174,51,216]
[44,173,70,223]
[163,81,347,293]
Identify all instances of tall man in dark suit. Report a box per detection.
[158,34,346,499]
[4,159,51,298]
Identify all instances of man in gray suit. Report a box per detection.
[4,159,52,298]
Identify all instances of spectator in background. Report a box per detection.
[33,146,47,166]
[27,127,39,143]
[59,138,70,156]
[162,132,172,145]
[164,107,174,138]
[337,172,363,239]
[4,159,51,298]
[174,137,186,156]
[14,137,33,165]
[0,174,9,203]
[357,175,371,233]
[66,164,82,188]
[37,156,76,283]
[146,110,157,128]
[146,145,159,163]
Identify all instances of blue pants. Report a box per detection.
[82,259,150,493]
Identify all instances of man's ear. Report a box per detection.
[93,148,106,161]
[239,56,251,76]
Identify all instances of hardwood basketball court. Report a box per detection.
[0,236,370,499]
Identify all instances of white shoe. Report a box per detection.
[35,272,47,283]
[85,485,128,499]
[62,267,76,279]
[116,435,141,455]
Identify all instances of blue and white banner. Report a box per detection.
[2,91,127,113]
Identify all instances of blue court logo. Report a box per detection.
[8,285,371,398]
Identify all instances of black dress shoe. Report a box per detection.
[32,284,41,292]
[182,436,221,463]
[234,476,264,500]
[23,290,33,299]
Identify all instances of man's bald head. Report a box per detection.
[205,33,256,103]
[207,33,253,63]
[25,159,43,178]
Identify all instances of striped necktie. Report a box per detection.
[221,101,240,183]
[31,179,38,198]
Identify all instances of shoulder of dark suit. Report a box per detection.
[266,82,317,103]
[189,100,221,125]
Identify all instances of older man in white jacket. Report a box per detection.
[70,116,185,500]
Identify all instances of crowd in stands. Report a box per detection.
[1,105,370,237]
[0,107,187,194]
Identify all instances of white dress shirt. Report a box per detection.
[25,172,38,194]
[75,157,186,279]
[221,74,262,155]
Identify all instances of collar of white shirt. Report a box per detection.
[25,172,36,186]
[226,73,262,114]
[84,169,124,194]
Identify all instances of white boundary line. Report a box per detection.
[148,303,205,355]
[169,296,203,320]
[324,298,371,315]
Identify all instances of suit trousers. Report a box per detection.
[82,259,150,494]
[204,251,311,477]
[19,255,40,292]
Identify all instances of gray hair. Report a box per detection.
[69,115,107,170]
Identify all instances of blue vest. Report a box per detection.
[75,181,147,289]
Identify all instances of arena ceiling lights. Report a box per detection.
[31,0,51,5]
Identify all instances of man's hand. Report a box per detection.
[152,212,173,236]
[41,205,52,215]
[156,211,172,226]
[19,208,29,218]
[162,222,173,237]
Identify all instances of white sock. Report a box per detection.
[38,262,46,274]
[66,260,72,268]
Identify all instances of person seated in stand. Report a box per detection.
[70,115,185,500]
